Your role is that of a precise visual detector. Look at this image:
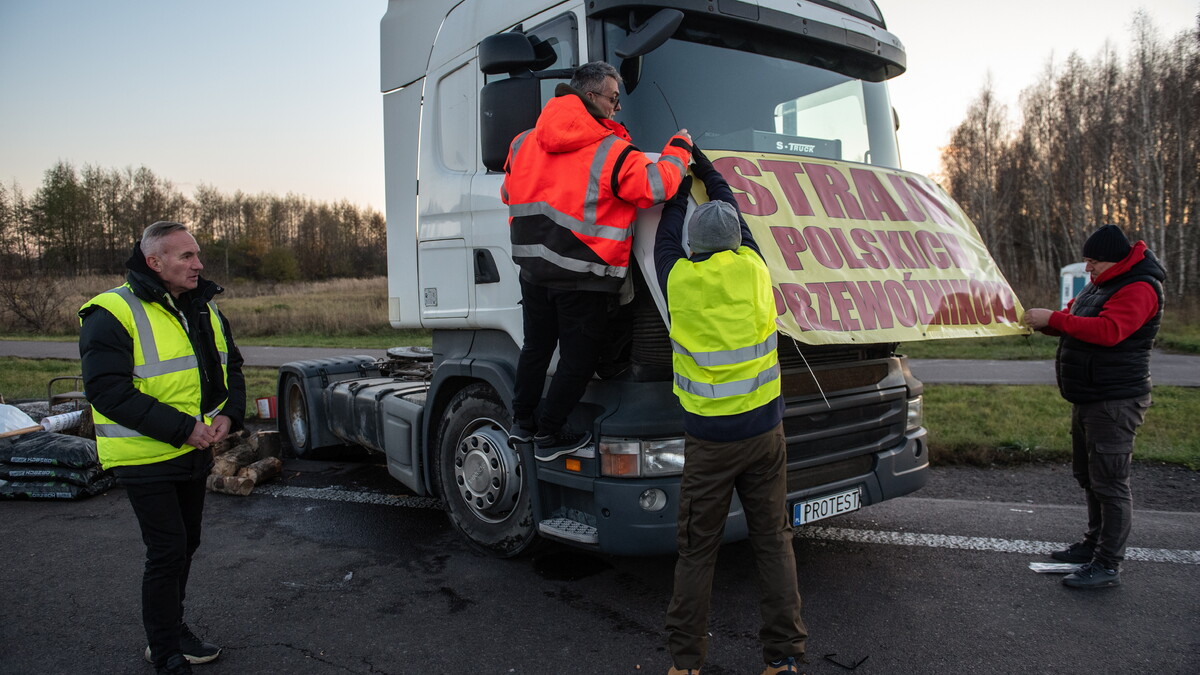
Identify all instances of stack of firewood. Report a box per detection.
[206,430,284,496]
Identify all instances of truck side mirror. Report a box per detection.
[479,32,557,75]
[615,8,684,59]
[480,76,541,172]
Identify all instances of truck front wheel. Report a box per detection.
[435,383,538,557]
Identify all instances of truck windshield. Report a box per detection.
[603,22,900,169]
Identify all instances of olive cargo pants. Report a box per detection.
[666,423,807,669]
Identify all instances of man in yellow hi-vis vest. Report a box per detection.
[80,221,244,675]
[654,149,806,675]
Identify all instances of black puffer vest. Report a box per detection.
[1056,249,1165,403]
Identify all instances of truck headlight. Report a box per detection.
[642,438,686,476]
[906,395,923,432]
[599,437,686,477]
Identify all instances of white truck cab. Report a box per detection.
[279,0,954,557]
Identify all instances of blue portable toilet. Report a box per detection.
[1060,262,1088,309]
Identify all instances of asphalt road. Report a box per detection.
[3,340,1199,386]
[2,454,1197,674]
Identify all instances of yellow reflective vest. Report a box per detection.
[80,284,229,468]
[666,247,780,417]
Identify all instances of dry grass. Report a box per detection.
[0,276,392,339]
[218,277,389,337]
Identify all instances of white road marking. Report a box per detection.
[254,484,1200,565]
[797,526,1200,565]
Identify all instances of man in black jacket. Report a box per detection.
[1024,224,1165,589]
[79,221,244,674]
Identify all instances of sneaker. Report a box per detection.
[179,623,221,664]
[668,667,700,675]
[508,418,537,444]
[761,656,801,674]
[1050,541,1094,564]
[145,624,221,665]
[1062,562,1121,589]
[532,430,592,462]
[156,654,193,675]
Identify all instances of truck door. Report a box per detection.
[469,9,582,340]
[416,57,479,322]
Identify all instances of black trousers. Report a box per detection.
[124,476,207,663]
[512,277,610,435]
[1070,395,1150,569]
[666,424,807,669]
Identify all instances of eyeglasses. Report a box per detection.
[588,90,620,106]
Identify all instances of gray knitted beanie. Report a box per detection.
[687,200,741,254]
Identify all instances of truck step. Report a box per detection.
[538,517,599,545]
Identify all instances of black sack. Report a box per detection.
[0,430,99,469]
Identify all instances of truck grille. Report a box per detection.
[782,392,906,464]
[787,455,874,492]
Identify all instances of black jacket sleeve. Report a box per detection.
[78,307,196,448]
[654,177,692,299]
[218,311,246,431]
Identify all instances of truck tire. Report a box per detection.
[435,383,539,557]
[280,373,316,458]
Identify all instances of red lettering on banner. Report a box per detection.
[850,168,908,222]
[915,230,952,269]
[846,280,894,330]
[826,281,861,331]
[828,228,867,269]
[760,160,815,217]
[988,282,1019,322]
[805,283,843,330]
[876,231,919,269]
[886,174,928,223]
[850,229,887,269]
[945,279,978,325]
[803,163,866,220]
[934,280,961,325]
[897,231,931,269]
[903,177,958,228]
[717,157,777,216]
[883,280,917,327]
[770,226,808,270]
[938,232,972,270]
[777,283,818,331]
[773,286,786,317]
[803,226,844,269]
[916,279,944,325]
[970,279,992,324]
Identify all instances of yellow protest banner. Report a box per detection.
[698,151,1029,344]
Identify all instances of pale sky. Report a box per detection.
[1,1,1196,213]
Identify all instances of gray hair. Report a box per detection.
[141,221,189,258]
[571,61,622,95]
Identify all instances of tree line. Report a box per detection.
[0,162,386,281]
[941,12,1198,301]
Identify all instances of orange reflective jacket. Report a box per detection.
[503,91,692,292]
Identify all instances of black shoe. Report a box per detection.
[1062,561,1121,589]
[179,623,221,664]
[508,419,537,444]
[156,654,193,675]
[533,430,592,462]
[145,624,221,665]
[1050,541,1094,564]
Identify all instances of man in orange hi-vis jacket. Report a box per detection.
[502,60,692,462]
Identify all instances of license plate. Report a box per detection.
[793,488,860,525]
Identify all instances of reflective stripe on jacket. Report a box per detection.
[503,92,691,292]
[667,246,781,416]
[80,284,229,467]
